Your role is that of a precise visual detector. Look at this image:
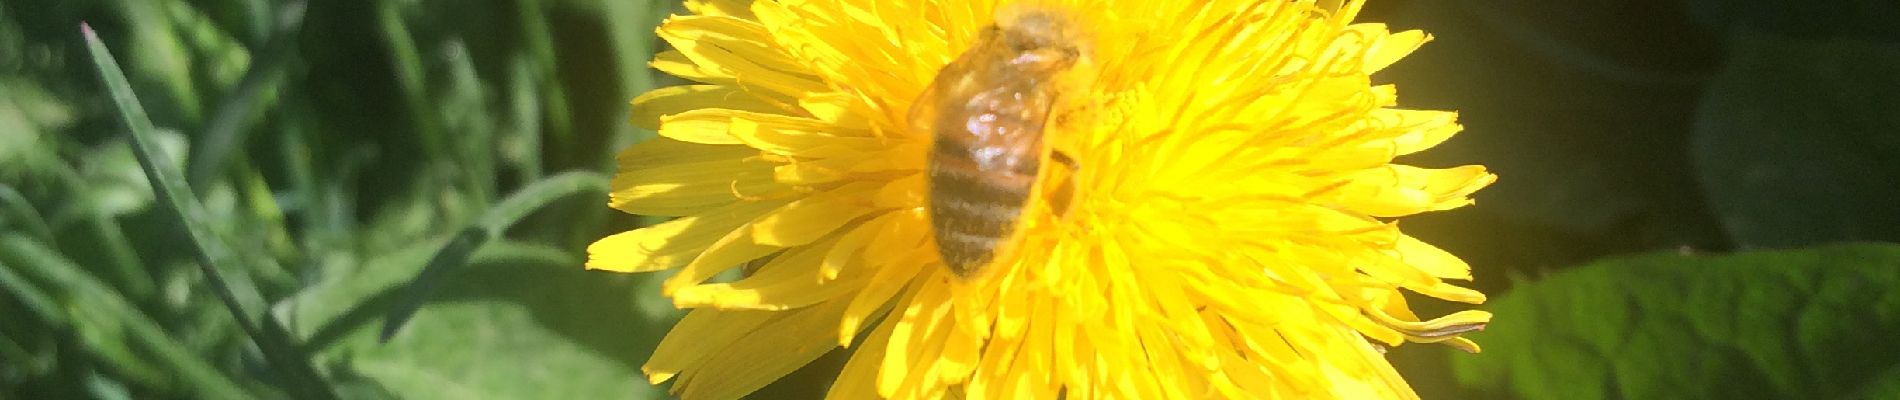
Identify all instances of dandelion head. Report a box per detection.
[587,0,1495,398]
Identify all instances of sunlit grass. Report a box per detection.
[1,1,679,398]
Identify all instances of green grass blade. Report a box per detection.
[0,252,72,329]
[378,171,609,340]
[81,23,339,400]
[44,164,156,298]
[0,236,252,399]
[0,184,57,244]
[516,0,576,165]
[375,0,445,160]
[187,1,308,188]
[470,239,582,269]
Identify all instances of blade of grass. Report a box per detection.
[43,164,156,299]
[0,184,57,244]
[0,252,72,329]
[84,371,135,400]
[375,0,446,160]
[0,333,43,376]
[439,40,497,205]
[187,0,308,189]
[378,171,608,341]
[0,236,251,399]
[503,56,546,182]
[516,0,575,166]
[238,159,300,274]
[304,237,579,351]
[470,238,581,269]
[82,23,339,400]
[108,0,205,121]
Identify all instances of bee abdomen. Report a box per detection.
[928,157,1038,276]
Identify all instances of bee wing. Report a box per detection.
[908,78,947,139]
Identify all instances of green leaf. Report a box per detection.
[1691,36,1900,248]
[348,267,665,400]
[378,171,608,340]
[1453,244,1900,399]
[83,24,336,400]
[0,184,56,243]
[290,238,670,400]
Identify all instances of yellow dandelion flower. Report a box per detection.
[587,0,1496,398]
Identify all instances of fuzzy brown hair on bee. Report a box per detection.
[912,6,1088,279]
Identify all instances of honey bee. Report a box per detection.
[914,6,1087,279]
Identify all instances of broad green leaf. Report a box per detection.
[1691,36,1900,248]
[1453,244,1900,400]
[292,240,671,400]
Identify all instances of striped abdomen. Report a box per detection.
[928,103,1045,277]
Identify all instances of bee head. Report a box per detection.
[994,5,1084,72]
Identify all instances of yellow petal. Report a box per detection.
[1368,308,1491,343]
[673,299,850,400]
[772,156,852,185]
[1360,108,1460,156]
[839,211,928,345]
[652,50,726,84]
[827,309,900,399]
[874,173,925,209]
[660,16,829,97]
[881,281,954,398]
[671,232,871,310]
[822,212,898,281]
[751,182,879,246]
[1358,26,1429,73]
[662,16,809,77]
[729,116,881,158]
[641,308,775,384]
[838,254,921,345]
[610,139,777,216]
[585,198,789,272]
[798,92,877,130]
[1395,234,1472,280]
[683,0,754,20]
[629,85,795,130]
[662,221,782,295]
[1355,246,1488,304]
[658,108,835,145]
[1325,164,1495,217]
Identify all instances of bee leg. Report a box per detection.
[1051,150,1079,172]
[1047,150,1079,217]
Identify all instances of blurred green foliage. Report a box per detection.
[1369,0,1900,398]
[2,0,684,398]
[0,0,1896,399]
